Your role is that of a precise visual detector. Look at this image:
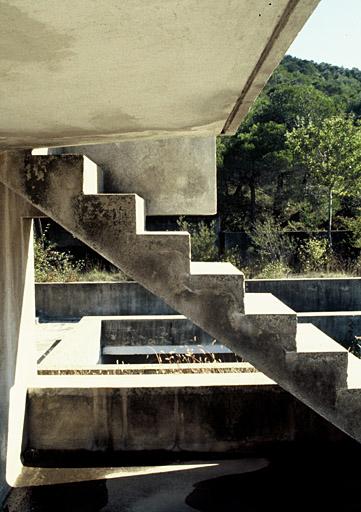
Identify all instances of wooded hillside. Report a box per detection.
[218,55,361,234]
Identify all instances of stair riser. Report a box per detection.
[74,195,140,235]
[4,153,350,451]
[0,155,192,280]
[176,299,297,358]
[285,352,349,410]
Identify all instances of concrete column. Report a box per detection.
[49,136,217,216]
[0,182,36,502]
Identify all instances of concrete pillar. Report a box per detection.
[0,182,36,502]
[49,136,217,215]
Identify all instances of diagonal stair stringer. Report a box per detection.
[1,150,361,487]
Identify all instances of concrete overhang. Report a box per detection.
[0,0,319,149]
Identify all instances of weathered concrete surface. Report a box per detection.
[36,316,229,370]
[25,376,345,457]
[37,277,361,319]
[37,317,102,370]
[0,183,36,502]
[49,137,216,215]
[35,282,175,319]
[35,321,79,362]
[35,316,214,362]
[4,152,361,473]
[101,316,214,346]
[246,277,361,312]
[37,362,255,377]
[0,1,319,148]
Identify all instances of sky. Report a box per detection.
[287,0,361,69]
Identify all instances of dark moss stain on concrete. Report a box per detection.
[23,155,55,208]
[72,195,136,240]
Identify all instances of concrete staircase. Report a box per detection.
[1,150,361,485]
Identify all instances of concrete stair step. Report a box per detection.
[284,323,349,408]
[75,194,143,237]
[237,293,297,353]
[244,293,295,316]
[4,152,361,486]
[295,323,348,354]
[334,354,361,440]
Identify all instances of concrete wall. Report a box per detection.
[0,183,36,503]
[49,137,216,216]
[101,317,213,346]
[25,381,346,462]
[36,282,176,319]
[35,279,361,350]
[246,278,361,312]
[36,278,361,319]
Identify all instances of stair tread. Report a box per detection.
[9,153,361,451]
[296,323,347,353]
[190,261,242,275]
[244,293,295,315]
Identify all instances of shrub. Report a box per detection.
[343,213,361,249]
[221,247,241,268]
[298,237,330,273]
[350,254,361,276]
[247,218,295,265]
[34,226,85,282]
[257,260,292,278]
[177,217,218,261]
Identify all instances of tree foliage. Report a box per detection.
[218,55,361,239]
[286,115,361,246]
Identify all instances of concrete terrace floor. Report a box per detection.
[4,441,361,511]
[35,320,80,362]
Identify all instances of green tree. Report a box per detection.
[286,115,361,247]
[222,121,288,226]
[254,84,337,129]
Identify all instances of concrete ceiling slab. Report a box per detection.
[0,0,319,148]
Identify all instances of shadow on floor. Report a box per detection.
[4,442,361,511]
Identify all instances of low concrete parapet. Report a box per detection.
[246,278,361,312]
[36,282,175,319]
[25,373,346,463]
[101,315,212,346]
[36,278,361,319]
[35,279,361,350]
[37,316,225,370]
